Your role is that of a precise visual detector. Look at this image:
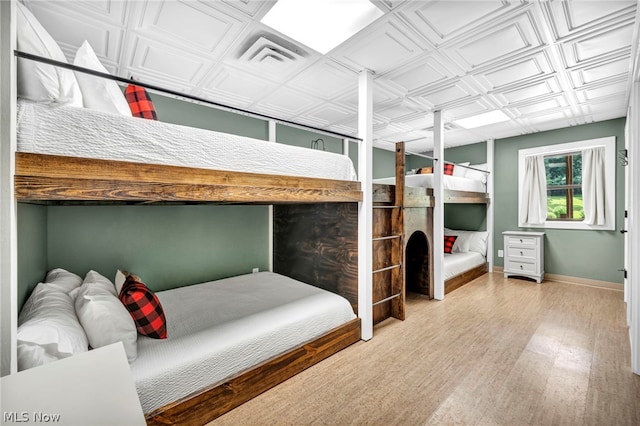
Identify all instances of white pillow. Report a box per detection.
[73,40,131,116]
[466,163,488,184]
[44,268,82,294]
[84,270,118,297]
[452,162,470,178]
[16,2,82,107]
[444,229,489,256]
[75,271,137,363]
[17,284,89,371]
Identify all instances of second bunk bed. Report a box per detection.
[372,140,492,323]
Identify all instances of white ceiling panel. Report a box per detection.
[288,60,357,100]
[128,36,210,85]
[570,57,631,88]
[544,0,636,38]
[201,65,277,106]
[25,2,124,64]
[446,12,543,70]
[336,17,424,75]
[561,22,635,67]
[477,51,554,91]
[138,0,246,57]
[398,0,516,47]
[22,0,639,152]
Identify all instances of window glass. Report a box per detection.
[545,153,582,221]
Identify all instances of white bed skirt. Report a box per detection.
[17,99,358,181]
[129,272,356,413]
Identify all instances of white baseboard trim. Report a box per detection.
[492,267,623,292]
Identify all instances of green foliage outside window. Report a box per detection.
[545,153,583,221]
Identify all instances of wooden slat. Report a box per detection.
[15,153,362,204]
[145,318,361,426]
[444,263,489,295]
[443,190,489,204]
[274,203,358,313]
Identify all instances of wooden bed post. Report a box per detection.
[0,0,18,376]
[432,110,445,300]
[358,69,374,340]
[391,142,405,320]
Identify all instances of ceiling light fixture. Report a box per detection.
[261,0,384,54]
[452,110,511,129]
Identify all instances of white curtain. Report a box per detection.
[583,146,606,225]
[519,154,547,225]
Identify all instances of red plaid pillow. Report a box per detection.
[443,163,455,175]
[125,84,158,120]
[444,235,457,254]
[118,274,167,339]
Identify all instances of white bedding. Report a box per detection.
[130,271,356,413]
[444,251,486,280]
[374,173,486,193]
[17,99,358,181]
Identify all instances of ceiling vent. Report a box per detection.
[239,36,302,68]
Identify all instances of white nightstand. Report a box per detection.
[502,231,545,283]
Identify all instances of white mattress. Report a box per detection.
[16,99,358,181]
[129,272,356,413]
[374,173,486,193]
[444,251,486,280]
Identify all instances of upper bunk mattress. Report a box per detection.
[16,99,358,181]
[130,271,356,413]
[375,173,486,193]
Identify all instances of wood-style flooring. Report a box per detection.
[211,273,640,425]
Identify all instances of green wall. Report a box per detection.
[151,94,268,139]
[381,120,626,284]
[46,205,269,292]
[494,118,625,284]
[17,204,47,310]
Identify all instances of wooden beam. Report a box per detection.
[15,153,362,204]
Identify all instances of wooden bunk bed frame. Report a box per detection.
[14,137,363,426]
[14,151,363,425]
[371,142,489,316]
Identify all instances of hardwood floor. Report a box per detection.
[211,273,640,425]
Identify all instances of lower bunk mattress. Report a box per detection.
[444,251,486,281]
[130,271,357,413]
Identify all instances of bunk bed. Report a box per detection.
[373,142,491,306]
[14,100,364,423]
[7,6,366,420]
[14,101,363,425]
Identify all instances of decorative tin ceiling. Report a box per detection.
[24,0,640,152]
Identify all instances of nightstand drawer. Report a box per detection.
[507,246,536,259]
[506,236,537,246]
[505,259,537,274]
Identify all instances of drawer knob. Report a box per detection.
[520,251,523,256]
[519,265,523,269]
[519,239,523,243]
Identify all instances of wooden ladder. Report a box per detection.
[372,143,406,324]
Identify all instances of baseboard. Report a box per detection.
[492,267,623,292]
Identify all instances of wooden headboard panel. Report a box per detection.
[273,203,358,314]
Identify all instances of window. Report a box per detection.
[545,152,582,221]
[518,137,616,230]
